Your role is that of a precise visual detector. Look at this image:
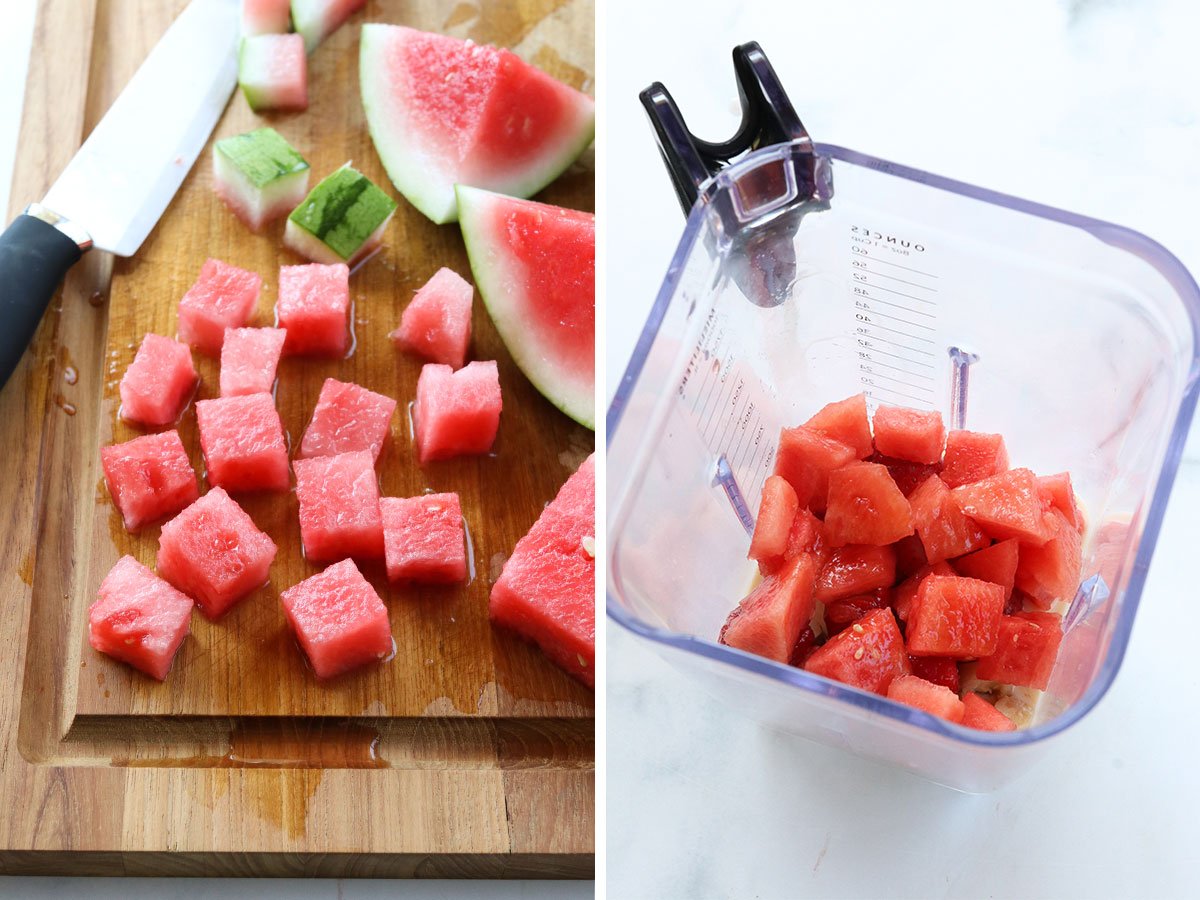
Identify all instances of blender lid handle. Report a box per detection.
[639,41,813,214]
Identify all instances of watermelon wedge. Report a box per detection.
[489,454,595,687]
[359,25,595,224]
[457,187,594,428]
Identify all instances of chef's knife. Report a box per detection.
[0,0,239,390]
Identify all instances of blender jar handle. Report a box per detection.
[640,41,814,214]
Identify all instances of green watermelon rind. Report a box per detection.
[456,185,595,430]
[359,24,595,225]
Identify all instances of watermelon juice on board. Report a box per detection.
[606,43,1200,791]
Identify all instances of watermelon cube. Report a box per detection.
[177,258,261,356]
[285,164,397,266]
[908,655,961,693]
[804,393,872,459]
[389,267,474,369]
[414,361,503,463]
[219,327,287,397]
[88,556,193,680]
[292,0,366,52]
[156,487,278,619]
[298,377,397,463]
[803,607,910,695]
[748,475,799,564]
[490,454,596,687]
[952,539,1020,601]
[101,430,199,532]
[380,492,467,583]
[823,590,891,637]
[1014,509,1082,609]
[1037,472,1084,532]
[907,474,988,564]
[824,461,914,547]
[213,127,310,233]
[719,553,817,663]
[907,574,1005,659]
[814,544,896,603]
[886,674,966,723]
[275,262,350,356]
[239,34,308,113]
[772,426,856,514]
[868,452,942,497]
[293,450,384,561]
[941,430,1009,488]
[118,333,198,427]
[241,0,291,35]
[872,406,945,465]
[961,693,1017,732]
[975,611,1063,690]
[195,393,289,493]
[280,558,392,679]
[892,561,955,622]
[951,468,1053,545]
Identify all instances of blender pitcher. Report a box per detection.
[606,42,1200,791]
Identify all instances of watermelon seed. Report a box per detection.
[853,647,864,660]
[577,654,587,668]
[852,623,864,635]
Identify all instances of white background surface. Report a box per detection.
[607,1,1200,898]
[0,1,588,897]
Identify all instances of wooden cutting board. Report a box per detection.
[0,0,594,877]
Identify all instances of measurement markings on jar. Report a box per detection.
[848,227,940,408]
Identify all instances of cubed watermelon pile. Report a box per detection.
[718,393,1085,732]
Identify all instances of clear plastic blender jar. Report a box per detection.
[606,43,1200,791]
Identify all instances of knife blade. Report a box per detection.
[0,0,239,390]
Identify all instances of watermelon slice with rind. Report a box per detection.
[457,187,594,428]
[359,24,595,224]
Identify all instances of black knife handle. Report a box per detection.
[0,212,86,390]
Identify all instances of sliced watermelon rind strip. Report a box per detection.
[457,186,595,430]
[359,24,595,225]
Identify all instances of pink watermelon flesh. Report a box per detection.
[119,334,198,427]
[489,454,595,687]
[239,34,308,113]
[276,262,350,356]
[89,556,193,680]
[178,258,261,356]
[458,186,594,428]
[293,450,384,561]
[298,377,397,463]
[359,24,595,224]
[195,392,290,493]
[241,0,290,35]
[156,487,278,619]
[390,267,473,369]
[280,558,391,679]
[381,493,467,584]
[414,361,502,463]
[219,326,287,397]
[101,430,199,532]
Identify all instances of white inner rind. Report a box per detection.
[283,212,393,266]
[213,150,310,231]
[359,24,596,225]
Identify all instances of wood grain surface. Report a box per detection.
[0,0,594,877]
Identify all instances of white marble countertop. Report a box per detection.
[607,1,1200,898]
[0,2,588,895]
